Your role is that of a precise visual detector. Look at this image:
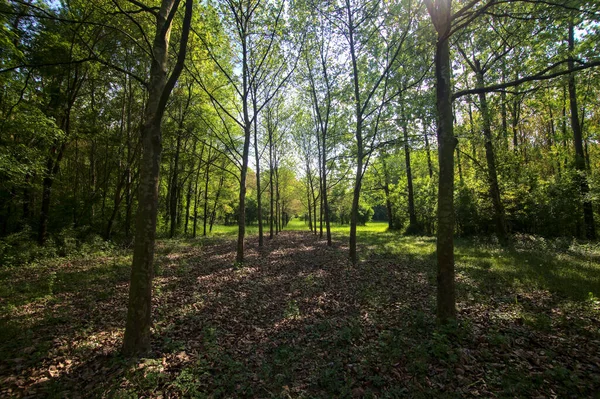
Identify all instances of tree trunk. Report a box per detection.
[425,0,456,323]
[348,2,362,264]
[568,22,595,239]
[276,165,280,235]
[38,142,67,245]
[402,107,418,233]
[381,155,394,230]
[236,23,251,263]
[322,156,332,245]
[384,185,393,230]
[209,174,224,233]
[307,183,313,231]
[184,170,193,235]
[456,146,463,183]
[169,133,181,238]
[269,124,275,239]
[511,95,520,153]
[124,75,135,240]
[192,144,204,238]
[105,178,125,240]
[424,120,434,179]
[476,66,508,245]
[203,157,210,236]
[23,174,31,221]
[123,0,192,356]
[319,186,323,238]
[252,88,264,246]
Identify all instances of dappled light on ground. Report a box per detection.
[1,229,599,397]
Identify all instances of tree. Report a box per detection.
[123,0,193,356]
[568,19,596,239]
[321,0,419,263]
[194,0,297,262]
[424,0,456,323]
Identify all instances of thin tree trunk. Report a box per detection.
[568,21,595,239]
[252,88,264,246]
[348,1,362,264]
[184,162,193,235]
[384,184,393,230]
[476,65,508,245]
[169,133,181,238]
[192,144,204,238]
[425,0,456,323]
[269,122,275,239]
[319,187,323,238]
[23,174,31,221]
[402,106,418,233]
[424,120,433,179]
[456,146,463,183]
[203,156,210,236]
[236,22,251,263]
[275,164,281,235]
[381,155,394,230]
[105,177,125,240]
[307,182,313,231]
[209,173,224,233]
[38,142,67,245]
[512,96,520,153]
[124,74,134,240]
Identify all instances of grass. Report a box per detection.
[207,224,259,236]
[1,220,599,398]
[287,219,390,234]
[289,218,600,301]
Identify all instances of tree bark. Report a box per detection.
[38,142,67,245]
[268,115,275,239]
[236,19,251,263]
[209,173,224,233]
[192,144,204,238]
[402,107,418,233]
[425,0,456,323]
[568,21,595,239]
[348,0,362,264]
[169,132,182,238]
[252,88,264,246]
[203,155,211,236]
[424,120,434,179]
[475,65,508,245]
[123,0,193,356]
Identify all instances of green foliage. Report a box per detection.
[356,203,374,226]
[0,226,115,268]
[455,182,480,236]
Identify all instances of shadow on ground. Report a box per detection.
[1,230,599,398]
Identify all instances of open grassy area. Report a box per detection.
[1,221,599,398]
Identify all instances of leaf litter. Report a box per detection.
[0,231,598,398]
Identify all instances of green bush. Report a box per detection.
[0,226,57,267]
[356,203,374,226]
[0,226,115,267]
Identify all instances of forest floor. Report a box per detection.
[1,222,600,398]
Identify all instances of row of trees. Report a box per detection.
[0,0,302,354]
[0,0,303,241]
[291,0,599,321]
[1,0,599,354]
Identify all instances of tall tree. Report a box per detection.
[568,20,596,239]
[327,0,417,263]
[194,0,296,262]
[123,0,193,356]
[424,0,456,323]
